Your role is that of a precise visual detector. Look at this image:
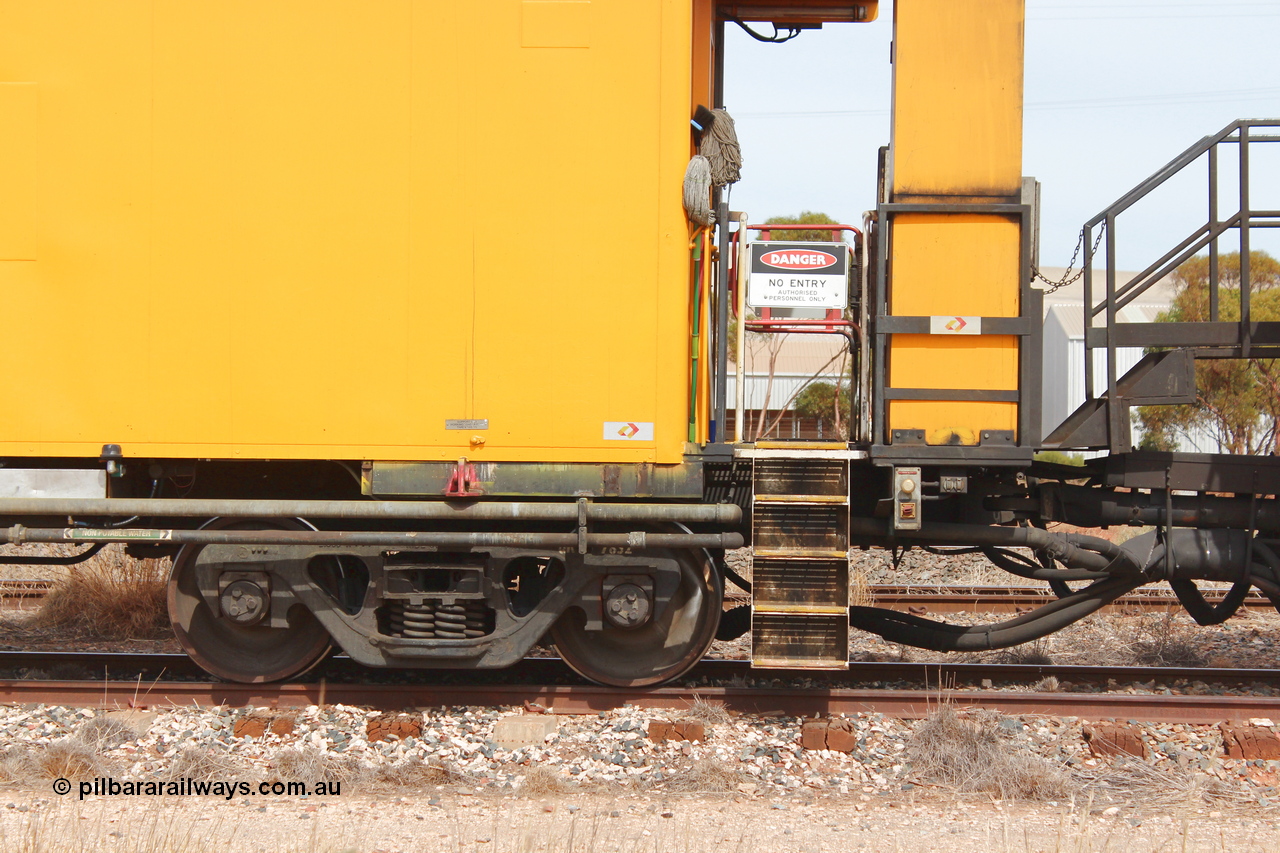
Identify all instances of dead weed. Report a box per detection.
[1128,610,1208,667]
[75,716,137,751]
[159,746,248,784]
[993,639,1055,666]
[519,764,574,794]
[0,748,42,784]
[35,545,169,640]
[36,739,107,782]
[1078,755,1249,811]
[664,758,747,793]
[265,745,359,788]
[358,759,461,791]
[683,695,732,727]
[906,704,1074,801]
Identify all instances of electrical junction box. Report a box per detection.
[747,242,852,310]
[893,466,922,531]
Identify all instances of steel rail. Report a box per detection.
[0,497,741,525]
[2,677,1276,724]
[0,579,55,598]
[3,651,1279,690]
[2,578,1266,613]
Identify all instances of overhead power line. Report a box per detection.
[737,87,1280,120]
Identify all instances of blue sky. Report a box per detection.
[723,0,1280,270]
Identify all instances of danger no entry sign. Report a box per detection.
[747,242,851,310]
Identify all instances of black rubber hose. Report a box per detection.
[1248,574,1280,615]
[1170,578,1253,626]
[721,563,751,594]
[1253,540,1280,587]
[0,543,105,566]
[981,546,1109,583]
[848,575,1142,652]
[848,517,1142,575]
[716,604,750,641]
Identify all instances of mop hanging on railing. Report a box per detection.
[701,108,742,187]
[682,108,743,226]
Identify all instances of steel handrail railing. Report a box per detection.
[1077,118,1280,452]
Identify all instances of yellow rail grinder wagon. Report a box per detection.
[4,1,1272,694]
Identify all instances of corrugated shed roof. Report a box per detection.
[1036,267,1179,311]
[738,332,849,377]
[1046,303,1165,339]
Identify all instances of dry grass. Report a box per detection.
[1078,755,1249,811]
[993,639,1055,665]
[977,608,1212,669]
[663,757,747,793]
[359,758,460,791]
[683,695,732,727]
[34,545,170,639]
[266,745,359,788]
[519,764,574,795]
[75,716,138,751]
[264,745,464,794]
[0,748,42,784]
[906,705,1074,801]
[0,804,361,853]
[36,739,108,782]
[1127,610,1208,667]
[850,564,873,608]
[0,543,81,581]
[0,718,137,786]
[159,746,248,785]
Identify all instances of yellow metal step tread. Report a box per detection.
[751,658,849,670]
[753,549,849,560]
[754,441,849,450]
[753,494,849,504]
[752,604,849,616]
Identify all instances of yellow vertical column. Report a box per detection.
[887,0,1025,445]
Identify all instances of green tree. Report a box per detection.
[1135,250,1280,455]
[760,211,845,242]
[795,377,852,440]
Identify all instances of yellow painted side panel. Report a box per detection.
[0,83,36,260]
[887,0,1025,444]
[0,0,694,464]
[891,0,1024,198]
[887,215,1021,442]
[889,216,1022,319]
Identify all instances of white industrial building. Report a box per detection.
[1037,267,1218,453]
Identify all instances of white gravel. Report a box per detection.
[0,702,1278,805]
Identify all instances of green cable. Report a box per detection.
[689,234,703,442]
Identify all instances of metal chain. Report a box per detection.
[1032,226,1107,294]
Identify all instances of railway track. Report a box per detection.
[1,651,1277,724]
[6,578,1269,615]
[0,579,55,599]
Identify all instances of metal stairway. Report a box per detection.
[1045,119,1280,454]
[1043,349,1195,450]
[749,443,850,669]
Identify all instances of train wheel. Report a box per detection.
[550,548,722,688]
[167,519,332,683]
